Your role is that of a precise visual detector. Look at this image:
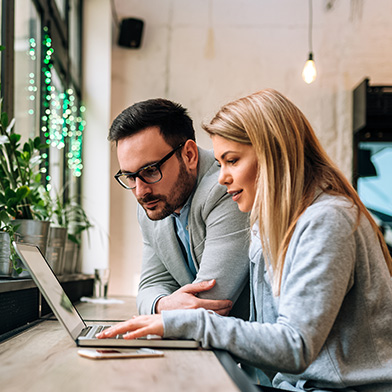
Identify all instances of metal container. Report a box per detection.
[46,226,67,275]
[63,237,78,274]
[0,231,12,277]
[11,219,50,278]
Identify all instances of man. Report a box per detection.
[108,98,250,319]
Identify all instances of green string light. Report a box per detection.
[64,89,85,177]
[40,27,85,179]
[28,38,37,116]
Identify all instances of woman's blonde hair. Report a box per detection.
[203,89,392,294]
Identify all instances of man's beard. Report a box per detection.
[138,157,196,221]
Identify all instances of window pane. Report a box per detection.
[45,67,65,195]
[0,0,4,80]
[14,0,41,142]
[54,0,67,21]
[69,0,81,83]
[357,141,392,249]
[0,0,2,78]
[66,87,84,178]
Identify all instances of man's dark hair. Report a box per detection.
[108,98,195,148]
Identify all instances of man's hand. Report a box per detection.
[155,279,233,315]
[96,315,163,340]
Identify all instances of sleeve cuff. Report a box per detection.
[151,294,167,314]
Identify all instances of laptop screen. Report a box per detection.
[13,242,85,340]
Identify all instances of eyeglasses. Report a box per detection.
[114,143,185,190]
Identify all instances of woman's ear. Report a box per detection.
[182,140,198,171]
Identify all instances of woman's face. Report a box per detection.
[212,135,258,213]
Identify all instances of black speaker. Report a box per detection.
[118,18,144,49]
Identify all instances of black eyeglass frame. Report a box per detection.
[114,142,185,190]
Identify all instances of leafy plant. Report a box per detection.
[0,46,49,222]
[0,45,49,273]
[0,119,49,220]
[44,188,92,244]
[0,210,22,274]
[64,198,93,245]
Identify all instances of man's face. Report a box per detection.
[116,126,197,220]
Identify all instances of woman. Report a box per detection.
[98,89,392,391]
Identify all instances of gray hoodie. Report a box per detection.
[162,193,392,391]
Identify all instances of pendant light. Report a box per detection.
[302,0,317,84]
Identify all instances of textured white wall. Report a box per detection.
[104,0,392,296]
[81,0,112,273]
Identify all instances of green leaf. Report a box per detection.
[5,118,15,134]
[33,136,45,150]
[0,209,10,225]
[68,233,81,245]
[5,188,16,199]
[16,186,30,200]
[0,193,7,205]
[35,199,45,207]
[9,133,21,144]
[23,142,31,154]
[0,45,5,51]
[6,198,18,209]
[22,150,31,162]
[1,112,8,129]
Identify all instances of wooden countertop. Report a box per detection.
[0,296,259,392]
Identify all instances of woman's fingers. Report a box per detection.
[96,320,132,338]
[96,315,163,339]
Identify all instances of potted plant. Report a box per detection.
[62,198,92,274]
[0,212,21,276]
[43,188,93,275]
[44,191,68,276]
[0,45,51,277]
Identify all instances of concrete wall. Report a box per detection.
[81,0,112,274]
[84,0,392,296]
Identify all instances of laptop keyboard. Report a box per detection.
[95,325,111,335]
[81,325,124,339]
[79,326,92,337]
[80,325,161,340]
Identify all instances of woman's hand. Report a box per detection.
[96,314,164,340]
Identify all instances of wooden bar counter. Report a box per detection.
[0,296,259,392]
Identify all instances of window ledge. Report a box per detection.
[0,274,94,293]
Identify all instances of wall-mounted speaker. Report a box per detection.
[118,18,144,49]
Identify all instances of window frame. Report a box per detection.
[0,0,88,339]
[1,0,84,199]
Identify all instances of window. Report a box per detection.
[54,0,66,21]
[69,0,82,86]
[1,0,85,199]
[0,0,89,337]
[14,0,41,142]
[353,78,392,254]
[0,1,2,76]
[357,141,392,250]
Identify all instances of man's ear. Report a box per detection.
[182,140,198,170]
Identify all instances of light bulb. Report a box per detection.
[302,52,317,84]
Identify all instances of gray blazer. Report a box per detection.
[136,147,250,319]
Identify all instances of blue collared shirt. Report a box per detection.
[151,192,197,314]
[171,195,197,279]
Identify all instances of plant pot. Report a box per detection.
[46,226,67,275]
[74,245,82,273]
[0,231,22,277]
[11,219,50,278]
[0,231,12,277]
[63,237,79,274]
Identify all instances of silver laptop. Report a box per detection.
[13,242,200,349]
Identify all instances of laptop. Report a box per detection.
[13,242,200,349]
